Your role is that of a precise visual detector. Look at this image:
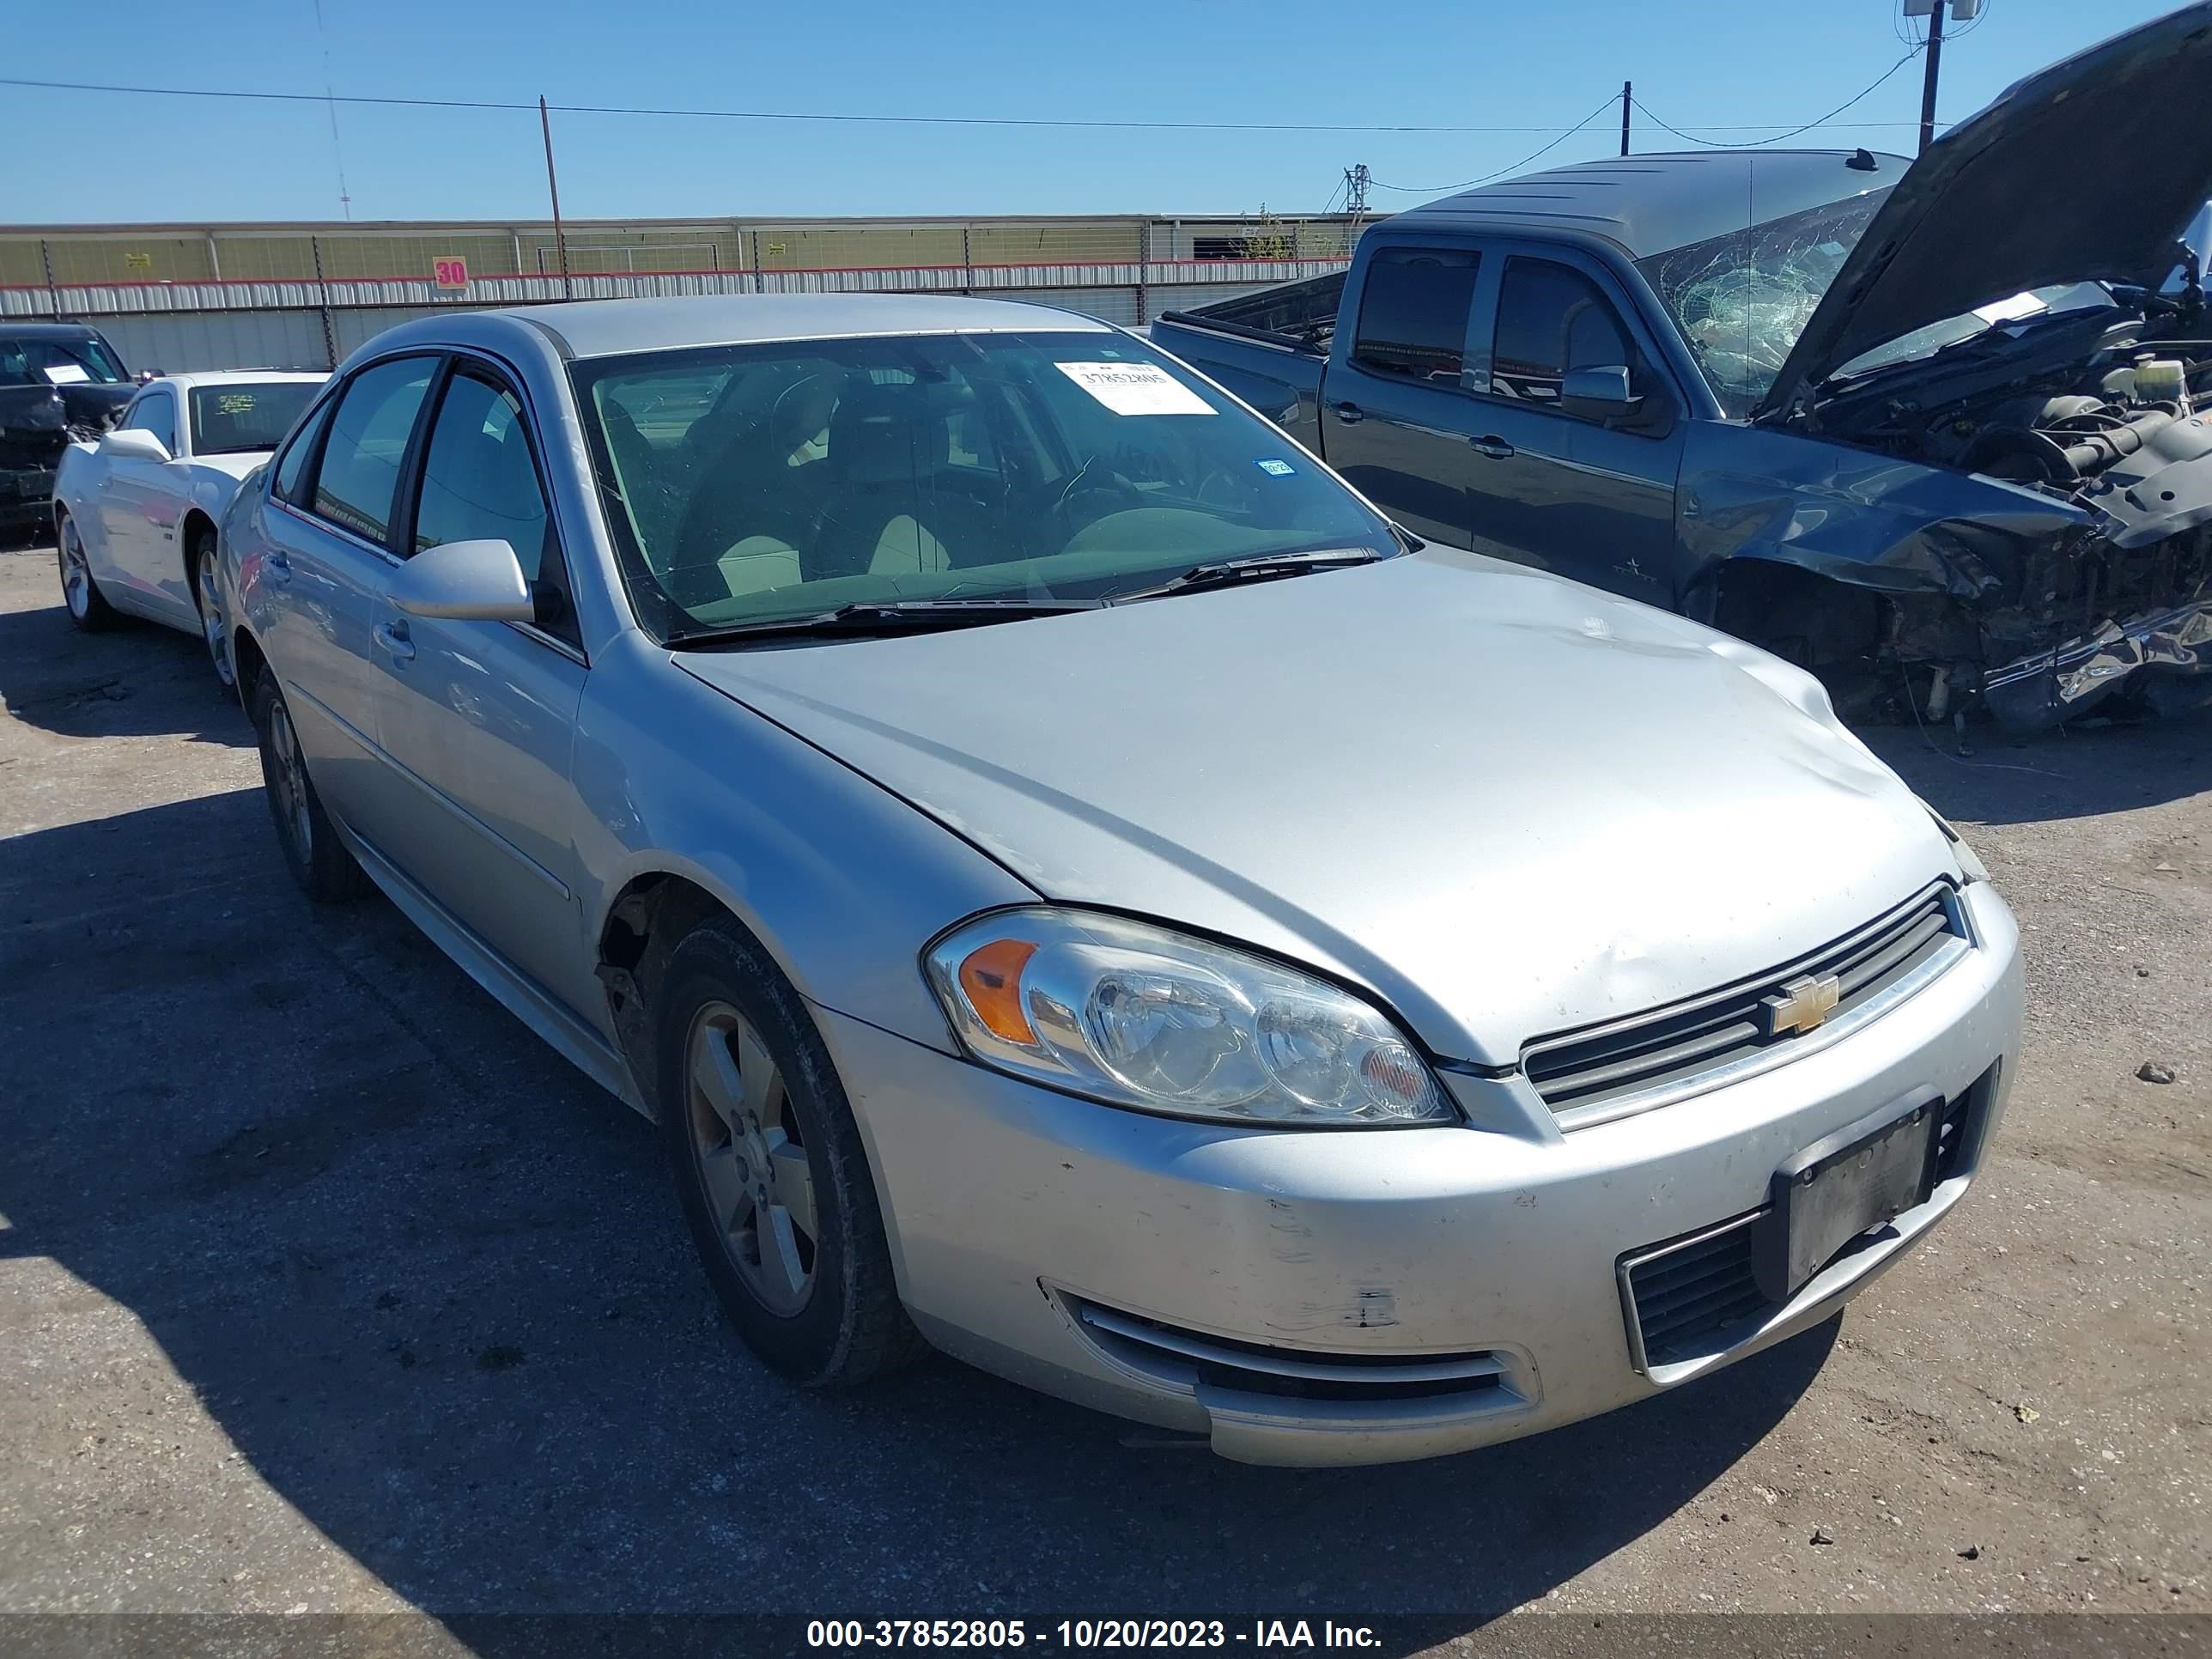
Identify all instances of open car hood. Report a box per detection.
[1752,2,2212,422]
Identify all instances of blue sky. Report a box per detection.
[2,0,2192,224]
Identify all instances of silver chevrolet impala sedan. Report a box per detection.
[216,294,2021,1466]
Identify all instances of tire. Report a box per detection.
[56,514,120,632]
[657,918,923,1387]
[192,531,236,693]
[251,673,372,903]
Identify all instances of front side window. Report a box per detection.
[574,330,1398,639]
[413,369,553,576]
[122,392,177,455]
[312,357,436,545]
[271,398,334,505]
[1490,258,1638,410]
[1349,246,1480,384]
[190,381,323,456]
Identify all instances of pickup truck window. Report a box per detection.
[1350,247,1480,385]
[574,331,1398,638]
[1491,259,1638,411]
[1634,187,1889,418]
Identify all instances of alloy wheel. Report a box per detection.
[265,697,314,858]
[58,520,90,620]
[684,1002,818,1316]
[198,549,234,686]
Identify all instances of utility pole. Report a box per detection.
[539,94,573,301]
[1342,163,1370,216]
[1620,81,1632,156]
[1917,3,1946,154]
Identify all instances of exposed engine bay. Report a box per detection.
[1759,304,2212,731]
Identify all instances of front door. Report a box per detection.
[99,388,185,614]
[1318,241,1486,548]
[1457,250,1686,606]
[368,356,599,1023]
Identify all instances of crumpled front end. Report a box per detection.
[1684,404,2212,732]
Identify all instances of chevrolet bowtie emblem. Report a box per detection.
[1761,972,1842,1037]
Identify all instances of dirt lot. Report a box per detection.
[0,534,2206,1637]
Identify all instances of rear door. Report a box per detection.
[1316,241,1485,547]
[368,355,598,1021]
[253,355,440,846]
[1456,245,1687,605]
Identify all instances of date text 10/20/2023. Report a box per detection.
[805,1620,1383,1650]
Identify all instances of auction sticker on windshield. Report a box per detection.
[1056,361,1216,416]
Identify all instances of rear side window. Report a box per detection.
[312,356,437,545]
[271,398,333,505]
[1491,258,1638,409]
[1350,246,1480,384]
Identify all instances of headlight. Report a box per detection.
[923,909,1454,1127]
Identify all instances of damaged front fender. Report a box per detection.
[1676,422,2212,729]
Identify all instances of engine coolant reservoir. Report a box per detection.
[2134,357,2191,411]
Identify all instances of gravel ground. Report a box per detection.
[0,536,2205,1634]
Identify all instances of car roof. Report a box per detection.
[0,320,111,341]
[483,292,1114,360]
[1388,149,1910,260]
[151,370,328,390]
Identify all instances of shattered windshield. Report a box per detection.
[1636,189,1890,419]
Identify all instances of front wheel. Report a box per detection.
[57,514,119,632]
[251,674,371,903]
[193,533,235,691]
[657,919,923,1388]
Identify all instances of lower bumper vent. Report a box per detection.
[1068,1298,1519,1406]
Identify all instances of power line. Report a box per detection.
[1368,93,1624,193]
[1632,45,1926,149]
[0,74,1940,137]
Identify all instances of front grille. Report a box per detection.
[1525,883,1964,1121]
[1067,1297,1519,1406]
[1621,1217,1768,1367]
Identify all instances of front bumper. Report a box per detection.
[820,880,2022,1467]
[0,465,56,524]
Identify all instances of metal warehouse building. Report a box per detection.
[0,211,1367,371]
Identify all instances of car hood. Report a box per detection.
[1753,2,2212,422]
[677,552,1958,1066]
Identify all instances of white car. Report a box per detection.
[52,370,326,684]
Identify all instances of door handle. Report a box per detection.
[374,618,416,664]
[264,550,292,584]
[1333,401,1365,425]
[1469,435,1516,459]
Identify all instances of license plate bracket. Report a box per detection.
[1753,1089,1942,1303]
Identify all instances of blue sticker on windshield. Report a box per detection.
[1255,458,1296,477]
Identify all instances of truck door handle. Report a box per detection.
[1470,435,1516,459]
[264,551,292,584]
[1333,401,1365,425]
[374,618,416,665]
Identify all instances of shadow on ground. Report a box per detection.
[0,580,250,747]
[1864,706,2212,826]
[0,789,1835,1644]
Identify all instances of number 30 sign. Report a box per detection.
[433,256,469,291]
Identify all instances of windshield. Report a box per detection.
[188,381,323,455]
[0,333,128,387]
[572,330,1396,641]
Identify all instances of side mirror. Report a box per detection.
[1559,364,1640,423]
[101,428,171,463]
[388,538,536,623]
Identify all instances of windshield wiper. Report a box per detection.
[668,597,1100,647]
[1108,548,1382,603]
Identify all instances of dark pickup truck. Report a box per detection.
[1152,5,2212,730]
[0,321,135,537]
